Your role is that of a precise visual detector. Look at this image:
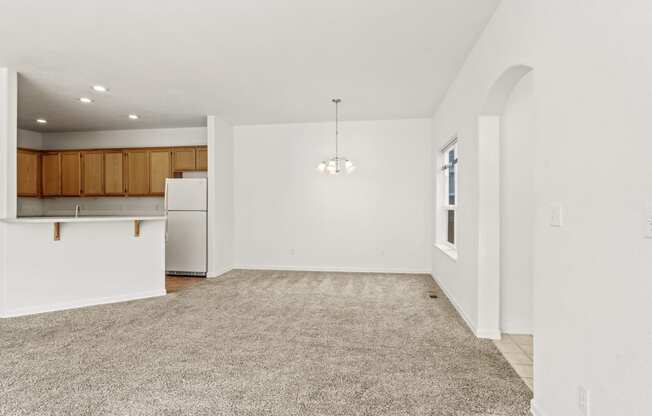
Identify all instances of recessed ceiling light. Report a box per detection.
[36,118,47,124]
[79,97,93,103]
[92,85,108,92]
[128,114,139,120]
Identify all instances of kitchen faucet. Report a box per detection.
[75,204,80,218]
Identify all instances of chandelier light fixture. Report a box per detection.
[317,98,355,175]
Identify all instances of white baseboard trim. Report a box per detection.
[430,274,502,340]
[207,266,233,279]
[0,289,166,318]
[530,400,546,416]
[235,264,431,274]
[501,323,533,335]
[476,328,502,340]
[430,274,501,340]
[430,273,478,336]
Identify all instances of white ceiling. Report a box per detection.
[0,0,500,132]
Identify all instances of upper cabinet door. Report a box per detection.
[149,150,172,195]
[126,150,149,195]
[104,151,125,195]
[173,148,196,172]
[61,152,82,196]
[17,149,40,197]
[81,151,104,196]
[41,152,61,196]
[196,147,207,171]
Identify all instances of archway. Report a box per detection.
[476,65,534,338]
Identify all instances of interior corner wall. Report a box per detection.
[207,116,234,277]
[431,0,652,414]
[234,119,431,273]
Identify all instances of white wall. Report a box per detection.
[431,0,652,415]
[234,119,431,273]
[500,71,534,334]
[18,129,42,149]
[40,127,206,149]
[207,116,234,277]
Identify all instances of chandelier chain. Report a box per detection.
[333,98,340,161]
[317,98,353,175]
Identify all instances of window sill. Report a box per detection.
[435,243,458,261]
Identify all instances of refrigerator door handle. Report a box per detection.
[164,180,169,242]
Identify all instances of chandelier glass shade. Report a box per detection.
[317,98,355,175]
[317,156,355,175]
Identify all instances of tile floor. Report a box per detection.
[493,334,533,390]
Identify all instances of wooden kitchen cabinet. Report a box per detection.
[61,152,82,196]
[126,150,149,195]
[20,145,206,198]
[104,151,125,195]
[172,148,196,171]
[41,152,61,196]
[196,147,207,171]
[81,151,104,196]
[149,150,172,195]
[17,149,40,197]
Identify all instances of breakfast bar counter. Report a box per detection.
[0,216,167,318]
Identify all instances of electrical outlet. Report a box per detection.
[578,386,590,416]
[645,202,652,238]
[550,203,563,227]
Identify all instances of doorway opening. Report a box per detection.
[476,65,535,390]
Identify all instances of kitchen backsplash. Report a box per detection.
[18,197,165,217]
[17,197,44,216]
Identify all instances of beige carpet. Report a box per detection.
[1,270,532,415]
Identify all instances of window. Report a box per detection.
[440,140,458,248]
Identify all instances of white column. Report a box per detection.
[0,68,17,219]
[206,115,234,277]
[476,115,501,339]
[0,67,18,316]
[207,116,216,274]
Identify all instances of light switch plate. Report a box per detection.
[550,203,563,227]
[646,219,652,239]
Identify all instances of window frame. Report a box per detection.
[438,139,458,254]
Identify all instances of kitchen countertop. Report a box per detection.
[2,215,167,224]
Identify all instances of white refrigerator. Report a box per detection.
[165,178,207,276]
